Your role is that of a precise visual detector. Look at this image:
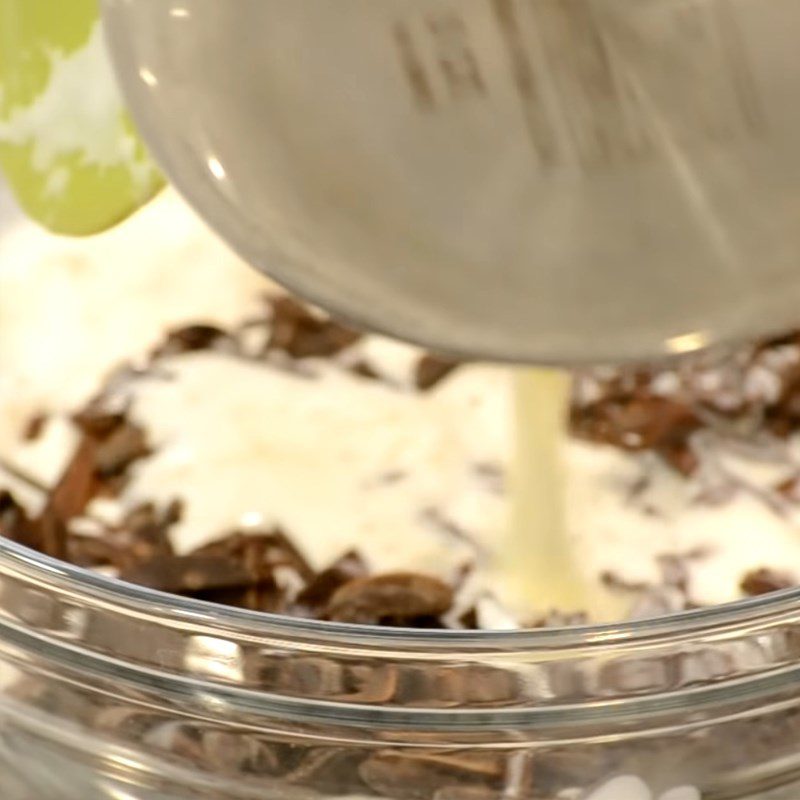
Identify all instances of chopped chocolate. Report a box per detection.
[0,297,492,627]
[340,663,400,703]
[21,412,48,442]
[776,475,800,502]
[120,554,255,594]
[765,369,800,437]
[359,751,505,800]
[114,528,318,612]
[152,323,232,357]
[198,729,284,776]
[740,567,795,597]
[657,440,699,477]
[324,573,453,625]
[286,747,373,794]
[600,571,649,594]
[349,359,382,381]
[415,355,459,391]
[46,437,101,523]
[457,607,479,629]
[116,500,181,564]
[16,292,795,633]
[64,501,180,573]
[72,407,129,439]
[92,421,150,479]
[571,332,800,495]
[571,395,700,457]
[66,533,128,570]
[0,489,36,547]
[295,550,368,614]
[193,529,315,584]
[197,581,288,614]
[267,296,361,359]
[392,663,518,707]
[37,437,101,559]
[69,406,150,485]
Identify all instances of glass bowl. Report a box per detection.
[1,537,800,799]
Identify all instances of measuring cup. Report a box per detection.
[103,0,800,364]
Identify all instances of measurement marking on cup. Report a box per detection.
[393,21,436,111]
[490,0,559,166]
[393,13,487,112]
[425,13,487,101]
[393,1,763,167]
[491,0,763,170]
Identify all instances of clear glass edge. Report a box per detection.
[5,534,800,735]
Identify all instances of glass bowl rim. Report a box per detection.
[3,536,798,652]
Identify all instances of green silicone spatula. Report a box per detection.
[0,0,163,235]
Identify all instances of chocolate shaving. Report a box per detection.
[286,747,372,793]
[571,395,700,457]
[62,500,181,573]
[21,412,48,442]
[120,554,255,594]
[93,422,151,479]
[197,581,289,613]
[657,440,699,477]
[0,489,36,547]
[349,359,381,381]
[267,296,361,359]
[31,408,152,560]
[324,573,453,625]
[70,406,151,484]
[37,437,102,559]
[72,407,128,439]
[457,607,479,629]
[92,501,181,569]
[571,332,800,485]
[359,751,505,800]
[67,533,129,570]
[295,550,368,615]
[119,528,314,607]
[776,475,800,503]
[415,355,459,391]
[600,571,649,593]
[193,530,314,583]
[197,729,284,775]
[152,324,232,358]
[740,567,795,597]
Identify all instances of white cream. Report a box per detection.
[3,189,800,623]
[124,354,508,581]
[0,189,264,446]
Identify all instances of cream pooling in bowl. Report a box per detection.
[3,190,800,625]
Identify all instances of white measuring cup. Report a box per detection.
[103,0,800,363]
